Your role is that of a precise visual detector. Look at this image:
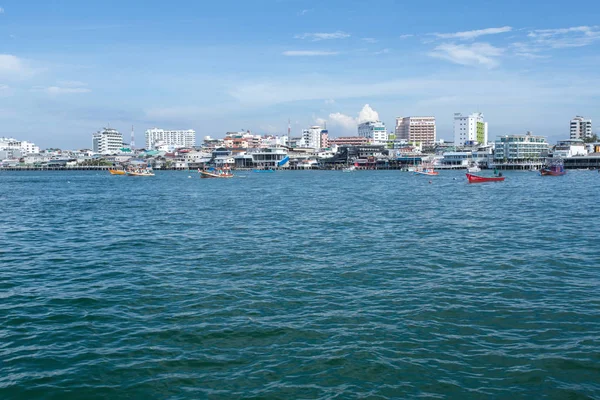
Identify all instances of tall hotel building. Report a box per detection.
[145,128,196,150]
[453,112,488,146]
[92,128,124,154]
[570,116,592,140]
[395,116,436,144]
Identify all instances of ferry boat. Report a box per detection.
[109,169,126,175]
[540,159,566,176]
[199,167,234,179]
[466,173,505,183]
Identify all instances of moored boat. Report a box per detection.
[126,168,155,177]
[540,159,566,176]
[466,173,505,183]
[199,168,234,178]
[466,162,481,173]
[414,161,438,176]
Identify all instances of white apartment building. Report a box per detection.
[395,116,436,144]
[553,139,587,158]
[454,113,488,146]
[299,126,324,149]
[0,137,40,155]
[145,128,196,150]
[570,116,592,140]
[494,132,548,162]
[358,121,388,144]
[92,128,124,154]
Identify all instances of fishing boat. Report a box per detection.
[109,169,126,175]
[199,167,234,179]
[414,163,438,176]
[540,159,566,176]
[126,167,155,177]
[466,173,505,183]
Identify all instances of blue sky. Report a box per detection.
[1,0,600,148]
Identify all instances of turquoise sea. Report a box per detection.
[1,170,599,399]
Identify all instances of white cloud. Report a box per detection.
[324,98,335,105]
[429,42,504,68]
[527,25,600,48]
[58,80,88,88]
[328,112,358,130]
[282,50,339,56]
[298,9,311,16]
[435,26,512,40]
[320,104,380,132]
[0,54,34,79]
[314,117,327,126]
[374,48,391,55]
[294,31,350,41]
[357,104,379,123]
[0,7,4,14]
[32,85,91,95]
[399,34,414,39]
[362,38,378,43]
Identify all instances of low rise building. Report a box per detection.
[553,139,587,158]
[358,121,388,145]
[328,136,370,146]
[494,132,548,162]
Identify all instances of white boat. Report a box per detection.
[466,162,481,173]
[342,165,356,172]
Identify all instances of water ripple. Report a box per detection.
[1,170,599,399]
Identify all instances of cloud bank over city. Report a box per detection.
[1,1,600,148]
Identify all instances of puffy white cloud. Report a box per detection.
[328,112,358,130]
[435,26,512,40]
[319,104,381,132]
[429,42,503,68]
[357,104,379,123]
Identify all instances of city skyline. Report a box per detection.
[1,0,600,148]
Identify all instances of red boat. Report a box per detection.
[540,159,566,176]
[466,173,505,183]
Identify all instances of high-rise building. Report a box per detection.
[570,116,592,140]
[358,121,388,144]
[454,113,488,146]
[299,126,325,149]
[92,128,124,154]
[145,128,196,150]
[395,116,436,144]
